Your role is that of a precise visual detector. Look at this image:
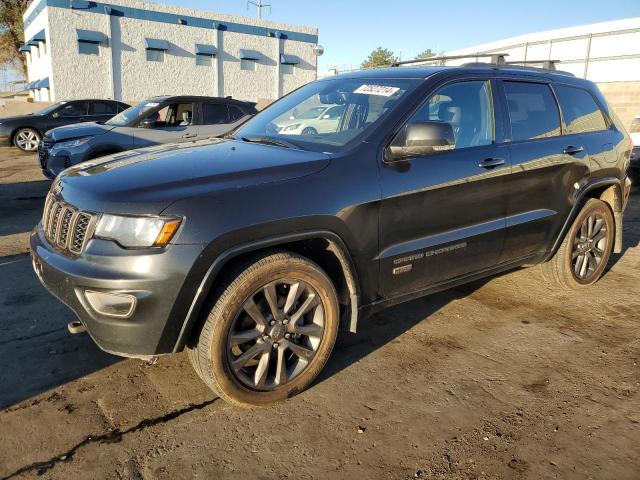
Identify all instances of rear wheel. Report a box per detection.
[539,199,614,289]
[189,252,339,407]
[13,128,41,152]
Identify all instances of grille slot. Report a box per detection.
[42,194,94,255]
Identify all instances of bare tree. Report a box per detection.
[0,0,29,79]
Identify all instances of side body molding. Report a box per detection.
[172,230,361,352]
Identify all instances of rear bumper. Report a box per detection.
[30,225,204,358]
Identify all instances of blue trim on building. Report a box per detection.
[144,38,170,50]
[280,54,299,65]
[239,49,262,60]
[195,44,217,56]
[76,29,107,43]
[24,0,318,44]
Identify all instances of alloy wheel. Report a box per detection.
[227,279,325,391]
[572,213,608,280]
[15,130,40,151]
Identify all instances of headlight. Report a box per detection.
[94,214,182,248]
[283,123,301,131]
[57,137,92,148]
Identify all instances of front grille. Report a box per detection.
[38,136,55,168]
[42,193,95,255]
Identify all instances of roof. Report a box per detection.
[143,95,255,106]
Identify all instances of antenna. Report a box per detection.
[247,0,271,19]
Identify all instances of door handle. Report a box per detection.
[183,133,197,139]
[563,145,584,155]
[478,158,505,169]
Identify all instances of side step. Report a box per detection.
[67,320,86,334]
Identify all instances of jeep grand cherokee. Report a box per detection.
[31,64,632,406]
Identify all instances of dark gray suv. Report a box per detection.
[31,61,633,406]
[38,96,257,179]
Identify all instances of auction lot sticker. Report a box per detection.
[354,85,400,97]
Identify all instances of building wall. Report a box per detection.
[23,0,319,103]
[23,7,52,102]
[597,82,640,130]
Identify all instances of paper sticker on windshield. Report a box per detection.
[354,85,400,97]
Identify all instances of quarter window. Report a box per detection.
[554,85,608,134]
[404,80,494,151]
[504,81,561,141]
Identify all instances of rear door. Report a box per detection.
[378,77,511,298]
[497,79,590,263]
[196,102,231,139]
[133,102,197,147]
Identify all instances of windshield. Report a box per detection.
[36,102,67,116]
[106,99,164,127]
[234,77,421,152]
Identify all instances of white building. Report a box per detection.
[21,0,321,103]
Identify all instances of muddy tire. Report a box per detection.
[539,199,614,289]
[189,252,339,407]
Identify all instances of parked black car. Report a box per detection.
[32,62,632,407]
[0,99,129,152]
[38,96,258,179]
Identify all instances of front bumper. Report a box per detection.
[30,225,204,357]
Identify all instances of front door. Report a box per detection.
[133,102,198,148]
[379,79,510,298]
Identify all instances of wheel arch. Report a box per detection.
[547,177,625,259]
[10,126,43,144]
[172,230,361,353]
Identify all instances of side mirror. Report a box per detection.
[322,114,330,119]
[385,121,455,162]
[51,112,60,119]
[139,117,155,129]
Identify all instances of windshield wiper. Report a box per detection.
[240,136,296,149]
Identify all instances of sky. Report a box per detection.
[163,0,640,72]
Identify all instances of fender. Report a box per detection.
[172,230,361,353]
[545,176,625,261]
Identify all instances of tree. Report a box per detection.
[361,47,398,69]
[416,49,436,60]
[0,0,29,80]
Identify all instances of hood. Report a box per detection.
[49,122,114,141]
[0,113,36,124]
[57,138,331,214]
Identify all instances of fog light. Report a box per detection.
[85,290,136,318]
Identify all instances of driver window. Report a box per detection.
[59,102,88,118]
[408,80,494,151]
[144,103,193,128]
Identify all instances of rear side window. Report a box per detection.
[504,82,560,141]
[202,103,230,124]
[90,101,117,115]
[554,85,608,134]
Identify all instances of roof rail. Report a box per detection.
[461,59,575,76]
[392,52,509,67]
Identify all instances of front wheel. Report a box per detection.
[13,128,41,152]
[189,252,339,407]
[539,198,614,289]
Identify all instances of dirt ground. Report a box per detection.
[0,145,639,480]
